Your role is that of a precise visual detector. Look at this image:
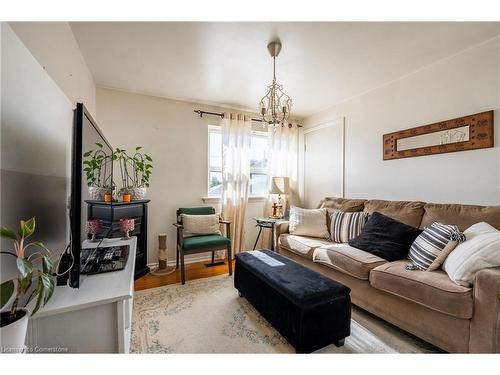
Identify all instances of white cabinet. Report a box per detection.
[27,237,137,353]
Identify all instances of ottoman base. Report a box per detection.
[235,250,351,353]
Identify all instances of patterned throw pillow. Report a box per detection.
[330,211,369,243]
[406,222,465,271]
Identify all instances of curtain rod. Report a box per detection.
[194,110,302,127]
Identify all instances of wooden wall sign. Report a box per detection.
[383,110,494,160]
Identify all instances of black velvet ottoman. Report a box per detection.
[234,249,351,353]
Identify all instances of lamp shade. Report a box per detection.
[270,177,290,195]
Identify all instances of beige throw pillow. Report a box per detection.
[182,214,221,237]
[442,222,500,286]
[289,206,329,239]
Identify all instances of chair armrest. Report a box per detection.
[219,220,231,240]
[173,223,184,246]
[470,266,500,353]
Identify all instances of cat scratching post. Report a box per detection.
[151,233,175,276]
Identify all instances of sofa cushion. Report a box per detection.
[363,199,425,228]
[313,244,387,280]
[348,212,422,261]
[369,260,473,319]
[278,234,331,260]
[420,203,500,231]
[319,197,366,212]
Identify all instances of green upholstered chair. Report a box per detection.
[173,207,232,284]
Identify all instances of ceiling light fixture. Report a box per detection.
[259,40,292,129]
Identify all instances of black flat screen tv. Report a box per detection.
[69,103,113,288]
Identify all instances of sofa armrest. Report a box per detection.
[469,266,500,353]
[274,221,290,252]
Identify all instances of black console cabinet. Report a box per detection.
[85,199,150,279]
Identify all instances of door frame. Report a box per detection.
[299,117,345,206]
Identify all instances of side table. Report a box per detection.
[252,217,285,251]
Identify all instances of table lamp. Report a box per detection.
[270,177,290,218]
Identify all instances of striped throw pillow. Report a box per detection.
[406,222,466,271]
[330,211,369,243]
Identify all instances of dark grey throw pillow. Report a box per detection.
[348,212,422,261]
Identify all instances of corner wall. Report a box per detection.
[96,87,268,265]
[304,36,500,206]
[9,22,97,118]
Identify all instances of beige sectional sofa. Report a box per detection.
[275,197,500,353]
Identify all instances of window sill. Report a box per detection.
[201,196,268,204]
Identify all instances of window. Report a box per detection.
[208,126,269,197]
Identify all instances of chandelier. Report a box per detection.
[259,41,292,129]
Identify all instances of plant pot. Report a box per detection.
[130,187,147,200]
[88,186,107,201]
[0,308,29,353]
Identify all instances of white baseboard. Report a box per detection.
[147,252,222,270]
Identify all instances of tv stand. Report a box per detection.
[27,237,137,353]
[85,199,150,279]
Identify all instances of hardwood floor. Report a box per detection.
[134,260,235,291]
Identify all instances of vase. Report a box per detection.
[86,219,102,242]
[117,187,131,198]
[130,187,147,200]
[119,218,135,239]
[0,308,29,353]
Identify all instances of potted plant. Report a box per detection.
[113,146,153,201]
[0,218,56,352]
[130,146,153,200]
[83,142,113,200]
[113,147,134,199]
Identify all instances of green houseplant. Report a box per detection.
[83,142,113,200]
[130,146,153,199]
[0,218,55,351]
[113,146,153,200]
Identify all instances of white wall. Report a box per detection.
[96,87,269,265]
[1,23,73,281]
[9,22,97,118]
[304,36,500,206]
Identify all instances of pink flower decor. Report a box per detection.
[86,219,102,235]
[86,219,102,242]
[119,218,135,238]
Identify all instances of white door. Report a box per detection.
[303,119,344,208]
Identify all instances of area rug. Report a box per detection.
[131,274,441,353]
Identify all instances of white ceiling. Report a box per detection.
[70,22,500,117]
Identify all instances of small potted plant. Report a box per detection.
[113,147,133,199]
[0,218,56,352]
[83,142,113,200]
[130,146,153,200]
[113,146,153,200]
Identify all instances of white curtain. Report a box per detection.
[267,123,299,207]
[262,123,299,247]
[221,112,252,254]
